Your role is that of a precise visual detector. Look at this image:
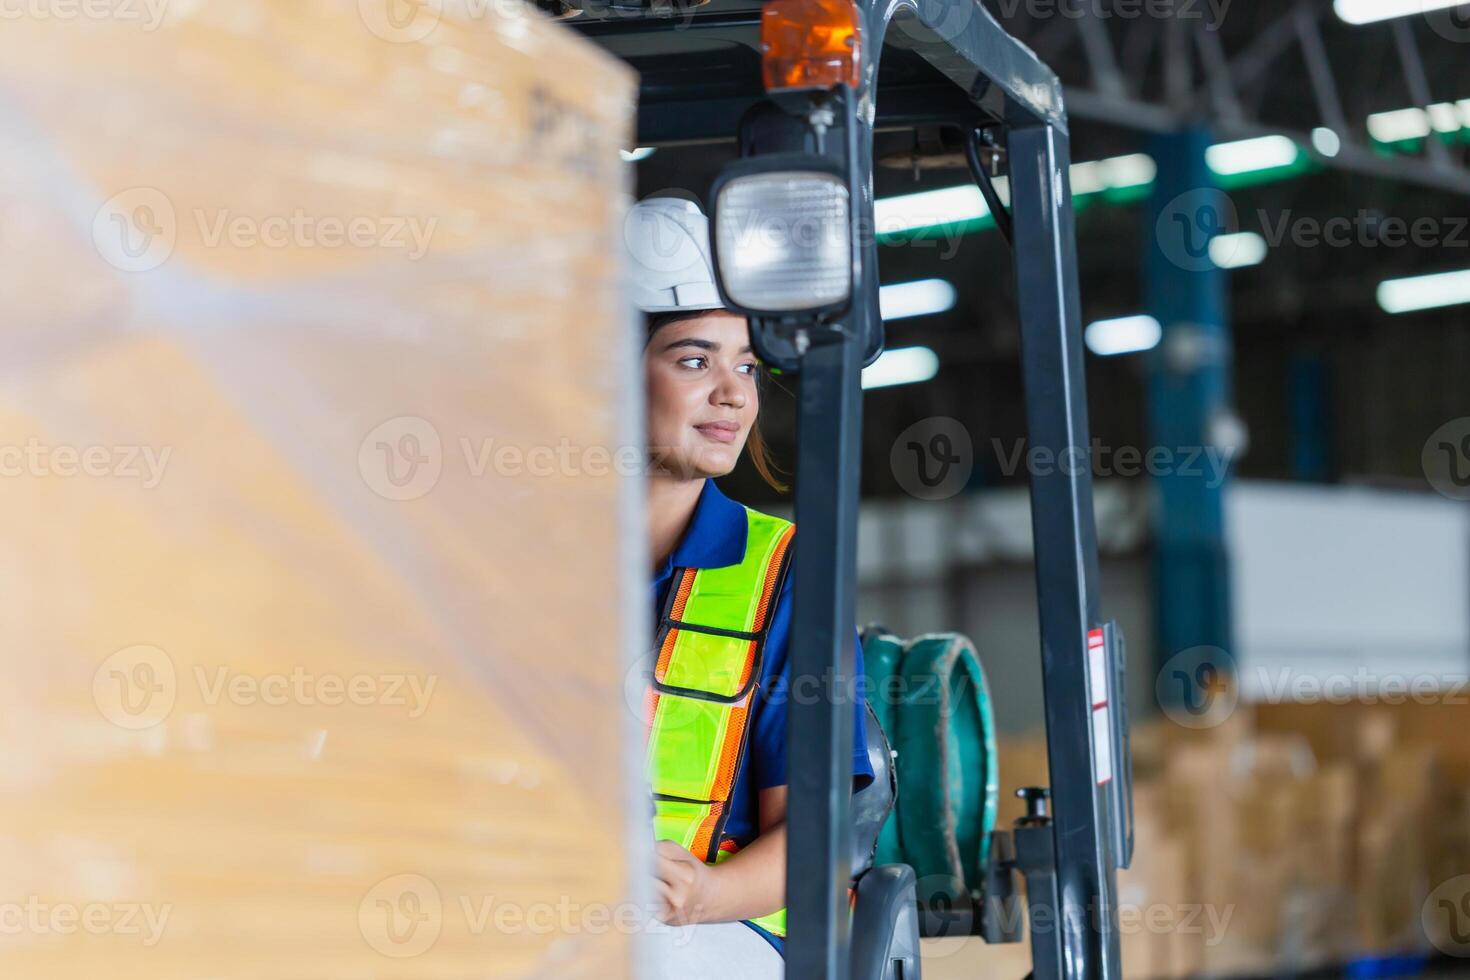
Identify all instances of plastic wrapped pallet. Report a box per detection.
[0,2,640,977]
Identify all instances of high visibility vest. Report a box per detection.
[645,505,795,939]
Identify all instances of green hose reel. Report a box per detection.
[861,627,999,901]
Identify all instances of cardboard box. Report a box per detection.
[994,698,1469,978]
[0,2,638,977]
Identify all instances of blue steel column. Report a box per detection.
[1289,352,1331,482]
[1143,126,1235,692]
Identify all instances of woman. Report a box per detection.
[630,197,874,979]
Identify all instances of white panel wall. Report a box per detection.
[1226,483,1470,700]
[849,481,1470,725]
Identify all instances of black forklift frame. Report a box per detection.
[574,2,1122,978]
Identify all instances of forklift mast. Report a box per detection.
[573,1,1130,977]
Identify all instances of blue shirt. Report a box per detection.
[651,479,875,956]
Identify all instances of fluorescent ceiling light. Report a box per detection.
[1069,161,1107,196]
[1334,0,1470,24]
[874,185,989,235]
[1368,107,1431,142]
[1100,153,1158,188]
[1428,102,1463,133]
[874,152,1155,236]
[1366,101,1470,142]
[1377,269,1470,314]
[879,278,958,321]
[862,346,940,389]
[1209,231,1268,269]
[1070,154,1157,194]
[1085,315,1163,356]
[620,147,656,162]
[1206,135,1300,176]
[1311,127,1342,157]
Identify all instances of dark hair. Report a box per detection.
[645,310,789,494]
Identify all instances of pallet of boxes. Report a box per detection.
[930,703,1470,979]
[0,2,641,977]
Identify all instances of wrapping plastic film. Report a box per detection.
[0,1,641,975]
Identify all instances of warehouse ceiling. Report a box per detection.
[632,0,1470,506]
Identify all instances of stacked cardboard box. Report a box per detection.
[926,705,1465,978]
[1156,718,1359,975]
[0,2,639,978]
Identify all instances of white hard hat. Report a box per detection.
[624,197,725,314]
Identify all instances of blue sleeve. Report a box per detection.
[750,573,876,792]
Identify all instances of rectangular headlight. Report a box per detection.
[711,158,852,316]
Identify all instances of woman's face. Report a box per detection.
[644,311,759,479]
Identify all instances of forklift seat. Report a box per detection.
[849,699,922,980]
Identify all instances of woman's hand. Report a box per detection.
[653,839,718,925]
[651,789,789,926]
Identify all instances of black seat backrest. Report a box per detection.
[850,699,896,878]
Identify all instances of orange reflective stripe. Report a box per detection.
[655,568,696,680]
[689,525,793,861]
[646,509,794,869]
[703,526,793,803]
[645,568,697,745]
[753,525,794,635]
[690,800,724,860]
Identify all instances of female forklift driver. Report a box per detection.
[630,197,874,978]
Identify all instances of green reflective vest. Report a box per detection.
[645,504,794,939]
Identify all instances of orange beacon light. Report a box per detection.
[760,0,863,93]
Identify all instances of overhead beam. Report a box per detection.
[1064,91,1470,196]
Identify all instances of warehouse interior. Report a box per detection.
[3,0,1469,977]
[680,3,1470,974]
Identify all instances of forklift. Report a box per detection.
[571,0,1135,976]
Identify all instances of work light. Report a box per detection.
[710,154,854,318]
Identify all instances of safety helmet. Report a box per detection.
[624,197,725,314]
